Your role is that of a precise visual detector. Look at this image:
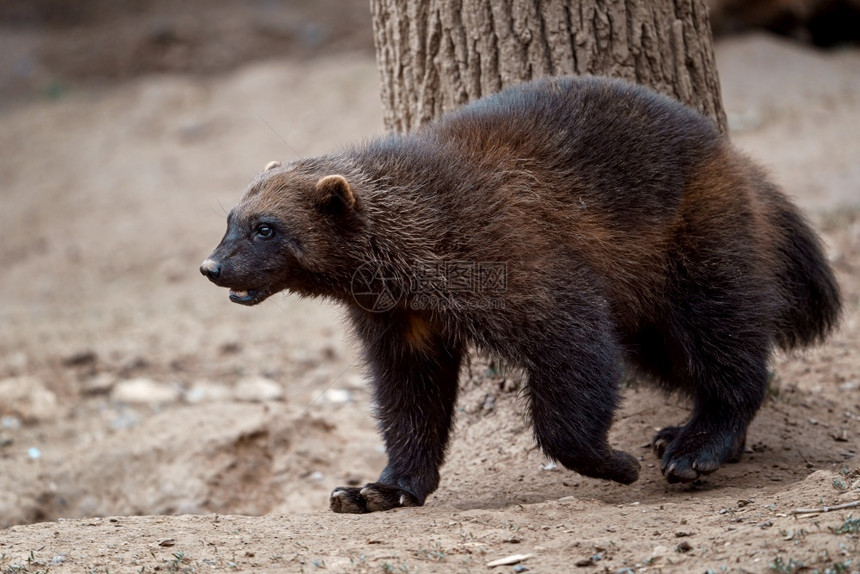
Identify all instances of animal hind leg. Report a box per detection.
[654,294,770,483]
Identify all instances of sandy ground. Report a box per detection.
[0,28,859,574]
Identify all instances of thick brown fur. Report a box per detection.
[201,76,841,514]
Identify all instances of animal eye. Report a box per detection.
[256,225,275,239]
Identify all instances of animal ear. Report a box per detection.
[264,161,281,171]
[313,174,357,211]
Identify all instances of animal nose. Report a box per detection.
[199,258,221,280]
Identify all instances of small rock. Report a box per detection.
[234,377,284,402]
[81,373,115,396]
[0,376,60,423]
[676,541,692,553]
[831,429,849,442]
[218,341,242,355]
[185,381,231,404]
[27,446,41,459]
[575,557,594,567]
[63,350,97,367]
[486,554,534,568]
[157,538,176,547]
[112,378,180,405]
[322,388,352,404]
[651,545,669,558]
[839,380,859,391]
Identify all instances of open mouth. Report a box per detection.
[228,288,264,306]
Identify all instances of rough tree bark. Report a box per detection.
[370,0,727,134]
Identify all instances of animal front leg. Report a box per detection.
[330,313,462,513]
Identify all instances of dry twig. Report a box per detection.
[791,500,860,515]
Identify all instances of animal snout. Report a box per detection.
[199,258,222,280]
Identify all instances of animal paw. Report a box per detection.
[329,483,420,514]
[653,424,747,483]
[604,449,641,484]
[657,427,745,484]
[651,425,683,459]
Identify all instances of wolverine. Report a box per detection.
[201,76,841,514]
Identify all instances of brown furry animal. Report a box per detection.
[201,76,841,514]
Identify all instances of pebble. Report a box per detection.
[81,373,115,395]
[62,349,97,367]
[322,388,352,404]
[185,381,232,404]
[111,377,180,405]
[0,376,60,423]
[831,429,849,442]
[486,554,534,568]
[234,376,284,402]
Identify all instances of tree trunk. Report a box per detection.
[370,0,727,134]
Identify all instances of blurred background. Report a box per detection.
[0,0,858,528]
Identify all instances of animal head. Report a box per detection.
[200,159,363,305]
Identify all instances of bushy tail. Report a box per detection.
[771,199,842,351]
